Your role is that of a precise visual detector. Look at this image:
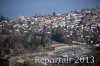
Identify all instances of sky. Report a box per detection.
[0,0,100,18]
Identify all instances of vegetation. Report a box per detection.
[89,51,100,56]
[26,60,44,66]
[51,26,64,43]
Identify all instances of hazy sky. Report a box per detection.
[0,0,100,18]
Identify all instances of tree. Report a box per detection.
[41,25,46,47]
[51,26,64,43]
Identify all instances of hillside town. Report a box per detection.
[0,7,100,66]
